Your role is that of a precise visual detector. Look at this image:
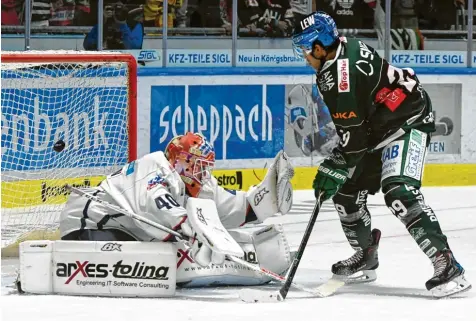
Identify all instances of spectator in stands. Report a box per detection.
[257,0,294,37]
[19,0,53,26]
[372,1,425,50]
[2,0,21,25]
[393,0,418,28]
[429,0,468,30]
[228,0,293,37]
[73,0,91,25]
[290,0,310,23]
[185,0,231,28]
[225,0,262,34]
[83,0,144,50]
[50,0,91,26]
[313,0,375,29]
[175,0,187,27]
[143,0,183,27]
[126,1,145,24]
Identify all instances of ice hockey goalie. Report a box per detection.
[18,132,295,298]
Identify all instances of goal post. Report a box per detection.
[1,51,138,257]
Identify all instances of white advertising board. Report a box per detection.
[136,72,476,169]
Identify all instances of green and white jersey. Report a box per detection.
[315,37,435,168]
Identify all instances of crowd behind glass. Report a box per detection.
[1,0,474,50]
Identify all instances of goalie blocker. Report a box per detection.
[18,224,291,297]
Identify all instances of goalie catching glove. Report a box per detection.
[246,150,295,222]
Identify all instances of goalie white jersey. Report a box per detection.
[59,151,250,241]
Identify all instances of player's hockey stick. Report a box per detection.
[238,191,345,302]
[279,192,326,300]
[66,185,328,297]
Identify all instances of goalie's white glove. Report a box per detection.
[180,219,226,267]
[246,150,294,222]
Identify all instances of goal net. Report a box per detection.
[1,51,137,256]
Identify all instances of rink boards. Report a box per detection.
[1,163,475,212]
[1,67,475,213]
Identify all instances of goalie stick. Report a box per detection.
[66,185,330,296]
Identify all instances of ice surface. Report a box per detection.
[2,187,475,321]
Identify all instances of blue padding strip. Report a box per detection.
[138,66,476,76]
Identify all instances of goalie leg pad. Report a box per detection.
[19,240,177,297]
[230,224,292,276]
[176,224,292,287]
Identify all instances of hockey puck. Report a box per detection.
[53,140,66,152]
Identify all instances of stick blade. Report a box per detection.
[239,289,284,303]
[314,278,345,297]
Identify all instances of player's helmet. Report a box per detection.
[165,132,216,197]
[292,11,339,59]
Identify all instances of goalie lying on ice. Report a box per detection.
[18,132,295,297]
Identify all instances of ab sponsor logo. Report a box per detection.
[381,140,403,181]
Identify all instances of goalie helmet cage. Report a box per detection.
[1,51,138,257]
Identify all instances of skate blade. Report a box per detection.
[431,274,472,299]
[333,269,377,284]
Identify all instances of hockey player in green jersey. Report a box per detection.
[292,11,471,298]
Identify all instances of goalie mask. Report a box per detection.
[165,132,216,197]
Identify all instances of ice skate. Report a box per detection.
[425,250,472,298]
[331,229,381,284]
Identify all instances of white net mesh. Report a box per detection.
[1,52,135,255]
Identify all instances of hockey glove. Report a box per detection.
[313,159,348,202]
